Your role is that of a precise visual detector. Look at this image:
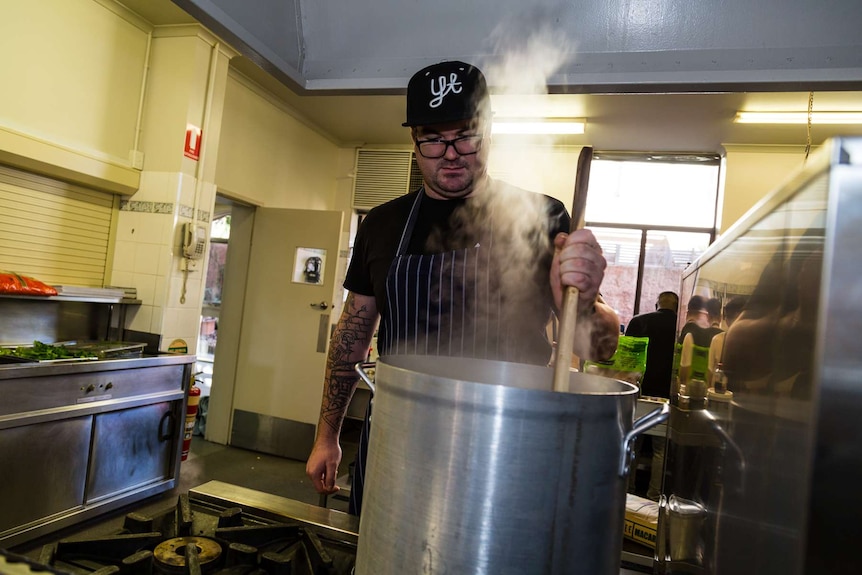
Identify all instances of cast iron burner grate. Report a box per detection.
[34,494,355,575]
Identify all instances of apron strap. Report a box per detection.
[395,189,425,256]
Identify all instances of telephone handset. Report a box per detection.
[182,223,207,260]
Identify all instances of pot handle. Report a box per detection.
[619,402,670,477]
[355,361,377,395]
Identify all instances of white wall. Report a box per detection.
[0,0,147,193]
[721,145,810,233]
[489,143,580,208]
[215,72,341,209]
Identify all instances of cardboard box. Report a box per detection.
[624,493,659,549]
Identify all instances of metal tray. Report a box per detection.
[0,353,98,364]
[66,341,147,359]
[0,341,146,363]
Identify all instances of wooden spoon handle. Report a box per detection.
[553,286,579,392]
[551,145,593,393]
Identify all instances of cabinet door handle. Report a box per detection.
[158,410,177,442]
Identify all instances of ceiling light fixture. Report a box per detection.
[491,118,586,135]
[734,111,862,125]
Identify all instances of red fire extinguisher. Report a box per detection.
[181,375,202,462]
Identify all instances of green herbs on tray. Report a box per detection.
[0,341,96,361]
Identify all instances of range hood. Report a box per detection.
[171,0,862,94]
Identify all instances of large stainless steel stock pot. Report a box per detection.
[353,355,669,575]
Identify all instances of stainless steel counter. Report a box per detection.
[0,352,194,379]
[0,353,196,548]
[190,481,651,574]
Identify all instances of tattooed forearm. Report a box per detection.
[329,303,376,369]
[319,293,378,434]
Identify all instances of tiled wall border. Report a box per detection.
[120,200,210,222]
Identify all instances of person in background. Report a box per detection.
[625,290,679,501]
[678,295,723,385]
[706,297,723,329]
[625,291,680,398]
[707,295,747,385]
[305,60,620,516]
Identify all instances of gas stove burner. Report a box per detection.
[153,537,223,573]
[33,491,356,575]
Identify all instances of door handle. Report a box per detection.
[310,301,329,310]
[158,410,177,442]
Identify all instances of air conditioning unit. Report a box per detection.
[352,149,422,211]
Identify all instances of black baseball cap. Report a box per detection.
[403,61,491,127]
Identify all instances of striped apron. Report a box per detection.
[349,190,552,515]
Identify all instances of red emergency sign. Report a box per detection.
[184,125,202,160]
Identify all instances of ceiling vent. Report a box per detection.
[352,149,422,211]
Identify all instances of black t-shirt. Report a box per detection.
[625,308,679,398]
[345,181,570,363]
[678,322,723,347]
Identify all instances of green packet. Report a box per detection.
[583,335,649,386]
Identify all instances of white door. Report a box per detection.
[206,206,343,459]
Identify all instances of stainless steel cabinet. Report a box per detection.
[0,417,91,534]
[87,401,178,503]
[0,356,194,547]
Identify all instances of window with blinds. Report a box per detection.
[0,165,117,287]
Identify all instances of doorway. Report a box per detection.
[191,195,244,443]
[195,197,236,397]
[198,196,345,457]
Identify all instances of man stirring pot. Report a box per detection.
[306,60,620,515]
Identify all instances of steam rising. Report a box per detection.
[416,14,586,369]
[484,17,571,97]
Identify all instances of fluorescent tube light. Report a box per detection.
[735,111,862,125]
[491,119,586,135]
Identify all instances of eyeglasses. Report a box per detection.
[415,135,483,158]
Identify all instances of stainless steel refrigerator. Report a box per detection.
[656,137,862,574]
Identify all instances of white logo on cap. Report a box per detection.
[429,72,463,108]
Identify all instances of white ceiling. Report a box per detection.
[119,0,862,153]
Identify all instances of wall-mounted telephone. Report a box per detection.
[182,223,207,260]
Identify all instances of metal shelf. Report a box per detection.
[0,294,141,305]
